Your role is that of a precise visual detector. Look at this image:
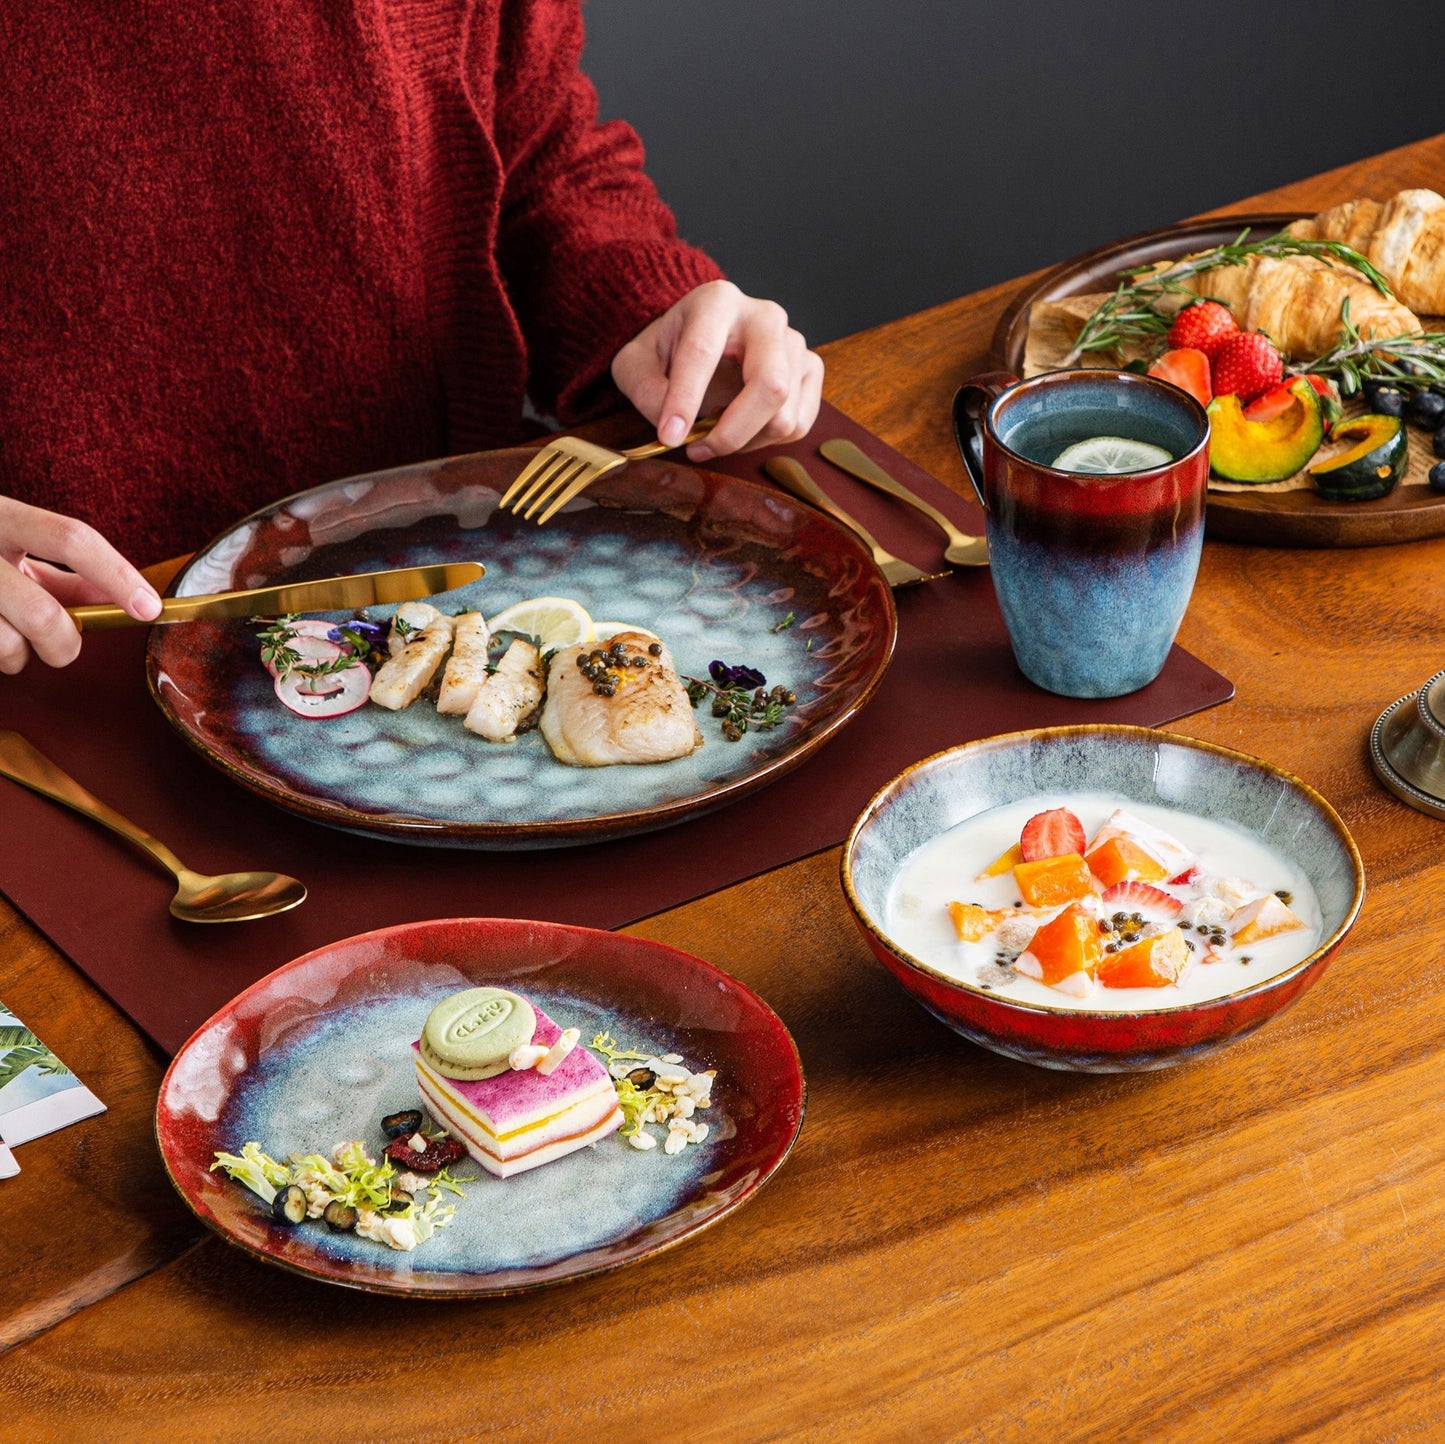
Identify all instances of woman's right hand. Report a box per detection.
[0,498,161,674]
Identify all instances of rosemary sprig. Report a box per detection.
[1300,297,1445,397]
[1063,229,1394,366]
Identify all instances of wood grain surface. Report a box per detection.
[6,133,1445,1441]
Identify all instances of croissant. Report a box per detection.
[1288,189,1445,316]
[1179,252,1419,359]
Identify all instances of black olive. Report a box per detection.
[1366,383,1406,417]
[381,1108,424,1140]
[387,1184,415,1211]
[323,1200,358,1232]
[648,642,663,656]
[272,1184,308,1225]
[1406,390,1445,429]
[625,1066,657,1089]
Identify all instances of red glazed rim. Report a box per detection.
[155,917,807,1298]
[841,725,1366,1022]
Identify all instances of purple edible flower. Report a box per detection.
[708,660,766,690]
[329,619,389,653]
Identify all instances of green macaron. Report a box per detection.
[420,987,537,1081]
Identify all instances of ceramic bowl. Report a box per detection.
[841,725,1364,1072]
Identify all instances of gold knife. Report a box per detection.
[67,561,486,631]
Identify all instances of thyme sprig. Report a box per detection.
[1300,297,1445,397]
[255,614,370,685]
[684,667,797,742]
[1063,230,1394,366]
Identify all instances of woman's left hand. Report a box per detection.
[611,280,824,461]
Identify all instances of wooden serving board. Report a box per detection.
[992,213,1445,549]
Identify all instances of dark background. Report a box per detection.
[584,0,1445,346]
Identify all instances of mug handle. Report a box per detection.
[951,371,1018,512]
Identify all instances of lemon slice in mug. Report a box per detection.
[1052,436,1173,474]
[487,596,594,649]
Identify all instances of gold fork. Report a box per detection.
[499,416,719,525]
[763,458,952,589]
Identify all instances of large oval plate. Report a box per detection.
[993,213,1445,549]
[156,918,806,1298]
[147,449,896,847]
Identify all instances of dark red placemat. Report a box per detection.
[0,402,1232,1055]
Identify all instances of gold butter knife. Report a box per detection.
[762,458,949,589]
[819,438,988,567]
[67,561,486,631]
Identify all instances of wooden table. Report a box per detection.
[7,135,1445,1440]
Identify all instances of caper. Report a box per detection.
[630,656,647,668]
[626,1067,657,1089]
[648,642,663,656]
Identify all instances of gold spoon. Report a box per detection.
[0,731,306,923]
[819,438,990,567]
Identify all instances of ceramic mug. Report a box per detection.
[952,368,1210,699]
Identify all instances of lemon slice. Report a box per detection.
[487,597,594,649]
[591,620,661,643]
[1052,436,1173,474]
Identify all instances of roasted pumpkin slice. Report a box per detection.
[1206,377,1324,483]
[1307,413,1407,501]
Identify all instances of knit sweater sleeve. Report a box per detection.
[490,0,725,423]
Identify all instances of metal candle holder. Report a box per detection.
[1371,669,1445,820]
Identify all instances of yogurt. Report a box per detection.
[884,792,1322,1011]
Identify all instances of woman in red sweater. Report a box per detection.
[0,1,822,674]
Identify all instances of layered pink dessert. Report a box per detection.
[413,1004,622,1178]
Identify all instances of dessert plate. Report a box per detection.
[155,917,806,1297]
[993,213,1445,549]
[147,448,896,848]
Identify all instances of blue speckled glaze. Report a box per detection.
[226,983,721,1274]
[224,510,837,822]
[988,528,1202,698]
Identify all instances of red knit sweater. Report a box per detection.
[0,2,722,563]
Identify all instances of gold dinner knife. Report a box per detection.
[67,561,486,631]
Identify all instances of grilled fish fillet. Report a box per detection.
[464,638,544,742]
[541,632,702,767]
[437,612,492,716]
[370,604,455,711]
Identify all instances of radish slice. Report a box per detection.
[274,663,371,718]
[263,630,344,679]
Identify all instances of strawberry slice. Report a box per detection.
[1019,808,1086,862]
[1167,866,1198,886]
[1147,348,1212,408]
[1100,881,1183,917]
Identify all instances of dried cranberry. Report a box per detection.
[383,1135,466,1172]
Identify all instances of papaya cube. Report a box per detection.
[1097,927,1190,989]
[1229,894,1307,946]
[947,901,1001,942]
[1016,902,1104,986]
[976,843,1023,881]
[1012,853,1095,908]
[1085,836,1169,889]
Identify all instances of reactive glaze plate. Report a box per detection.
[155,917,806,1297]
[843,726,1365,1072]
[146,449,896,847]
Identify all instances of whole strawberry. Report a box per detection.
[1211,332,1283,404]
[1167,300,1238,360]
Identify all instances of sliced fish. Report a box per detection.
[464,638,544,741]
[437,612,492,716]
[370,604,455,711]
